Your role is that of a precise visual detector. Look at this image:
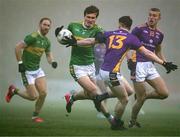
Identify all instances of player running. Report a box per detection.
[5,17,58,123]
[55,5,115,126]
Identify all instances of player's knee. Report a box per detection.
[39,91,47,98]
[121,96,129,105]
[160,91,169,99]
[29,95,39,101]
[87,87,99,98]
[127,89,134,96]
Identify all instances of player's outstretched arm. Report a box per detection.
[63,36,95,47]
[138,46,178,73]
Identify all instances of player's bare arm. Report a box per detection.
[138,46,178,73]
[155,44,166,61]
[138,46,164,65]
[46,52,58,69]
[15,41,26,62]
[77,38,95,45]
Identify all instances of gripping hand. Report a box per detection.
[95,32,106,43]
[162,62,178,73]
[55,26,64,37]
[62,35,77,47]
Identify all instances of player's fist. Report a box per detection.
[63,35,77,47]
[18,61,26,73]
[52,61,58,69]
[95,32,106,43]
[162,61,178,73]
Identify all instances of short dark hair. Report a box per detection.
[84,5,99,17]
[150,8,161,16]
[39,17,52,24]
[119,16,132,29]
[150,8,161,12]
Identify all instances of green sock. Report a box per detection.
[104,113,110,118]
[14,88,19,94]
[71,95,75,102]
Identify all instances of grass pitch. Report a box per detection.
[0,95,180,136]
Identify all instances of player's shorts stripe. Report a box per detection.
[69,65,78,81]
[21,72,29,86]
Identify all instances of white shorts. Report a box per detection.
[99,69,123,87]
[135,62,160,82]
[69,63,96,81]
[21,68,45,86]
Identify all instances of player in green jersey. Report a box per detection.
[56,5,114,126]
[5,17,58,123]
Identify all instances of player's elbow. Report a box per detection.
[15,42,25,52]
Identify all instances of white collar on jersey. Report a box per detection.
[82,22,93,29]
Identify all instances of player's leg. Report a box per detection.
[71,66,114,123]
[129,81,146,128]
[77,76,99,98]
[6,84,39,102]
[102,72,128,130]
[142,62,168,99]
[64,89,89,113]
[66,78,114,126]
[121,76,134,96]
[79,76,113,117]
[129,62,154,128]
[5,72,39,102]
[111,85,128,118]
[94,75,135,104]
[66,64,114,124]
[95,76,109,118]
[32,76,47,122]
[146,76,169,99]
[109,82,128,130]
[65,64,103,113]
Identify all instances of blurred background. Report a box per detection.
[0,0,180,102]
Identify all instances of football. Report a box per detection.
[56,29,72,45]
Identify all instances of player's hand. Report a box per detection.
[127,59,135,70]
[95,32,106,43]
[55,26,64,37]
[18,62,26,73]
[52,61,58,69]
[162,61,178,73]
[62,35,77,47]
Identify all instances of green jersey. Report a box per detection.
[68,22,102,65]
[22,31,51,71]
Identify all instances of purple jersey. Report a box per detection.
[132,23,164,62]
[101,29,142,72]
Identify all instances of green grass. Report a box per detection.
[0,97,180,136]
